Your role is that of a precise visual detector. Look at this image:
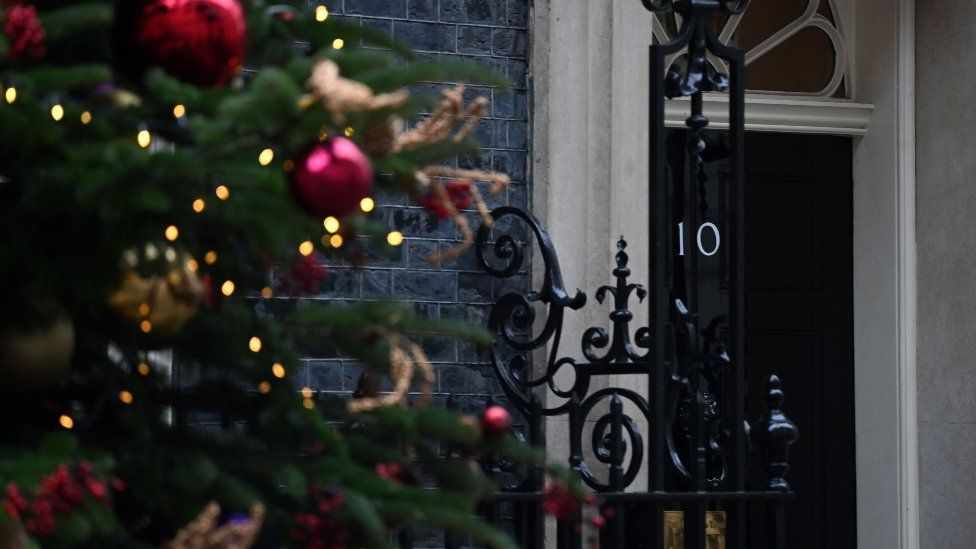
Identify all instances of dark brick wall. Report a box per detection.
[294,0,531,417]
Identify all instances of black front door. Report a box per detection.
[744,132,856,549]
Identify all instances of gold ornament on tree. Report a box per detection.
[347,328,434,413]
[164,502,265,549]
[106,244,206,346]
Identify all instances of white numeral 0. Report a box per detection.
[678,221,721,257]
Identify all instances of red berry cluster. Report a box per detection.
[291,485,347,549]
[278,251,328,296]
[4,4,45,61]
[419,180,474,219]
[2,462,123,538]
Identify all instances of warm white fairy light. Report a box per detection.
[50,104,64,121]
[387,231,404,246]
[299,241,315,256]
[315,5,329,22]
[332,38,344,50]
[323,216,340,233]
[4,87,16,104]
[258,148,275,166]
[360,198,375,213]
[137,128,152,148]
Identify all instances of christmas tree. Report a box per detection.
[0,1,578,546]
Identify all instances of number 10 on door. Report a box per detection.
[677,221,721,257]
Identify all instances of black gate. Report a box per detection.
[469,1,798,548]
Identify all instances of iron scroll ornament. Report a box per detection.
[640,0,750,16]
[476,208,728,490]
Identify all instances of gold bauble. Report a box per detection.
[0,308,74,393]
[107,253,206,346]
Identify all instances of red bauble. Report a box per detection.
[114,0,246,87]
[289,137,374,219]
[480,405,511,438]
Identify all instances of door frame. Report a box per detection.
[529,0,917,547]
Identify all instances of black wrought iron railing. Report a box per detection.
[397,1,799,547]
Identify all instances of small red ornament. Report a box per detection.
[480,405,511,438]
[419,180,474,219]
[289,137,373,219]
[114,0,246,87]
[542,482,579,519]
[4,4,45,61]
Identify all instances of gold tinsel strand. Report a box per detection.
[302,59,408,125]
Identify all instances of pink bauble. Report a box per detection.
[480,405,512,438]
[289,137,373,218]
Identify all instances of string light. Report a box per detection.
[192,198,206,213]
[205,250,218,264]
[249,336,263,353]
[329,234,343,248]
[80,111,92,125]
[4,87,16,104]
[303,398,315,410]
[299,240,314,256]
[140,320,152,333]
[360,198,375,213]
[137,362,151,376]
[258,381,271,394]
[138,303,151,317]
[323,217,340,233]
[301,387,313,399]
[258,148,275,166]
[165,247,177,262]
[137,127,152,148]
[59,415,74,429]
[272,363,286,378]
[315,5,329,21]
[221,280,236,296]
[387,231,404,246]
[261,287,273,298]
[164,225,179,241]
[187,258,199,272]
[50,104,64,122]
[215,185,230,200]
[332,38,344,50]
[119,390,134,404]
[173,104,186,118]
[344,127,355,137]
